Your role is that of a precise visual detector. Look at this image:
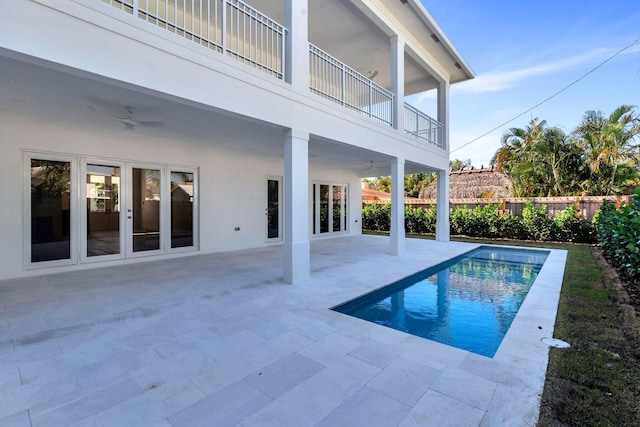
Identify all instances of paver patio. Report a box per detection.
[0,235,567,426]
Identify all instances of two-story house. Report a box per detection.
[0,0,474,282]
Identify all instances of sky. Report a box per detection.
[411,0,640,167]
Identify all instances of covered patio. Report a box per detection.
[0,235,566,426]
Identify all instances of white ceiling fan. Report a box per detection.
[114,106,165,130]
[89,104,165,129]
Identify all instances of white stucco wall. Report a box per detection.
[0,109,362,280]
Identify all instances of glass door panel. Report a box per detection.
[171,171,194,248]
[343,186,348,232]
[319,184,329,233]
[132,167,161,252]
[332,185,342,232]
[30,159,71,262]
[86,164,121,257]
[266,178,281,240]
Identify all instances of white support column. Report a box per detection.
[435,169,450,242]
[437,81,450,150]
[391,36,405,130]
[390,157,405,255]
[285,0,309,91]
[436,80,451,242]
[283,129,310,283]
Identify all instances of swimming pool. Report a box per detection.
[332,246,550,357]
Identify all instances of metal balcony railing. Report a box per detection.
[404,102,444,149]
[309,44,394,127]
[101,0,286,79]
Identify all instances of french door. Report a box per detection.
[80,159,197,262]
[313,182,348,236]
[27,152,198,269]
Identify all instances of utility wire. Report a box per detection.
[451,35,640,153]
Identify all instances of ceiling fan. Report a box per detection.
[113,106,165,130]
[89,104,165,129]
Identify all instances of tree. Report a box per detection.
[573,105,640,195]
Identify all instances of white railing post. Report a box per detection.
[221,0,227,55]
[340,62,345,106]
[132,0,138,16]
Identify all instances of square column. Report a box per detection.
[435,169,450,242]
[283,129,310,283]
[390,157,405,255]
[437,81,450,150]
[285,0,309,91]
[391,36,405,130]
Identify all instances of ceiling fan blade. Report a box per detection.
[135,121,165,127]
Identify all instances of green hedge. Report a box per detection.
[362,201,597,243]
[595,188,640,285]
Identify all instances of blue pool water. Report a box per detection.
[333,246,549,357]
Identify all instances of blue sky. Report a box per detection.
[413,0,640,167]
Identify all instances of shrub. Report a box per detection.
[362,202,391,231]
[522,202,554,241]
[595,188,640,285]
[553,204,597,243]
[405,206,436,234]
[361,200,598,244]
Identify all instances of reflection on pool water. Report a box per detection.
[332,246,549,357]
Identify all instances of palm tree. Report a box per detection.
[492,118,571,196]
[574,105,640,195]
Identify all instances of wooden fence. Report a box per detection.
[363,195,632,221]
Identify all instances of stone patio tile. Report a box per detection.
[317,386,411,427]
[242,356,381,426]
[480,383,541,426]
[29,376,143,426]
[297,332,362,365]
[367,357,441,406]
[244,353,325,399]
[167,380,271,427]
[67,415,102,427]
[430,368,498,410]
[72,346,163,388]
[0,410,31,427]
[97,377,206,426]
[348,341,405,369]
[400,389,486,427]
[0,339,62,364]
[0,365,21,390]
[263,330,314,357]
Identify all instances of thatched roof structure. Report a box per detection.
[419,167,514,199]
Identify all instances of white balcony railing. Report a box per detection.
[404,102,444,149]
[101,0,286,79]
[309,44,394,127]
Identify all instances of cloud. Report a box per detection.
[451,48,610,95]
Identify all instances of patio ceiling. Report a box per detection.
[0,53,434,176]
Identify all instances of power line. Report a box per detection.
[451,35,640,154]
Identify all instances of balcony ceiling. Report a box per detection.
[243,0,473,96]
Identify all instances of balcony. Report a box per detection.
[99,0,444,149]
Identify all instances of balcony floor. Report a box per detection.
[0,235,565,426]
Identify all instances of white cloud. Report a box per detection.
[451,48,610,95]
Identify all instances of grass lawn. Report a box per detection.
[379,232,640,425]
